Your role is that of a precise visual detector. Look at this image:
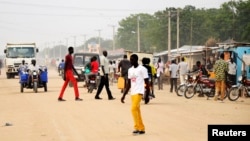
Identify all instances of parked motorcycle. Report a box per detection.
[228,74,250,101]
[176,71,195,96]
[184,71,216,99]
[184,71,233,100]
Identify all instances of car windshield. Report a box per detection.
[6,47,35,58]
[73,54,99,67]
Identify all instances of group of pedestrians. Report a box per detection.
[58,47,115,101]
[57,46,150,135]
[55,46,237,135]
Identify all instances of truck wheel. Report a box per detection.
[21,84,24,93]
[7,74,11,79]
[44,82,47,92]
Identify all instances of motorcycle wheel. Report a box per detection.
[184,85,196,99]
[33,82,38,93]
[68,81,73,87]
[176,85,186,96]
[228,87,240,101]
[88,85,94,93]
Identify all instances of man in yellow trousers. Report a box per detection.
[121,54,150,135]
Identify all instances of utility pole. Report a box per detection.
[96,29,101,46]
[111,25,116,51]
[177,9,180,54]
[137,16,140,52]
[168,11,171,61]
[65,38,68,47]
[108,25,116,51]
[53,41,56,59]
[189,18,193,70]
[83,34,87,52]
[59,40,62,59]
[73,36,77,47]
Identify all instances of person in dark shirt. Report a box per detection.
[193,61,209,77]
[118,55,131,93]
[192,61,209,97]
[142,57,155,98]
[58,46,83,101]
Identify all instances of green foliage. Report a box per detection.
[116,0,250,52]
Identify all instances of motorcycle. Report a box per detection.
[19,66,48,93]
[176,71,195,96]
[58,67,64,76]
[31,70,39,93]
[184,71,216,99]
[184,71,233,100]
[86,74,98,93]
[228,74,250,101]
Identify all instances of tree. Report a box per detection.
[116,0,250,53]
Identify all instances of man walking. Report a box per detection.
[58,46,82,101]
[121,54,150,135]
[169,60,179,93]
[178,57,188,84]
[155,58,164,90]
[95,50,115,100]
[214,53,228,102]
[118,55,131,93]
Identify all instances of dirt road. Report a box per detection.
[0,68,249,141]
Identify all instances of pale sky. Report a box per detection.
[0,0,231,54]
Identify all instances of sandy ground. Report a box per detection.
[0,68,249,141]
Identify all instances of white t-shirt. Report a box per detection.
[169,63,179,78]
[178,61,188,75]
[28,64,40,72]
[128,65,148,95]
[155,62,164,75]
[100,55,109,75]
[109,64,114,73]
[228,62,236,75]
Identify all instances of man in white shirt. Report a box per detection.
[27,59,40,88]
[121,54,150,135]
[227,58,236,85]
[95,50,115,100]
[178,57,188,84]
[169,60,179,93]
[18,60,28,72]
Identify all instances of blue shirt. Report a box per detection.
[59,62,65,69]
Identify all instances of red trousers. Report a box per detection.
[58,70,79,98]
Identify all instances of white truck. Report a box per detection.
[4,43,38,79]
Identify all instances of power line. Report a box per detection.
[0,11,127,18]
[0,0,155,12]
